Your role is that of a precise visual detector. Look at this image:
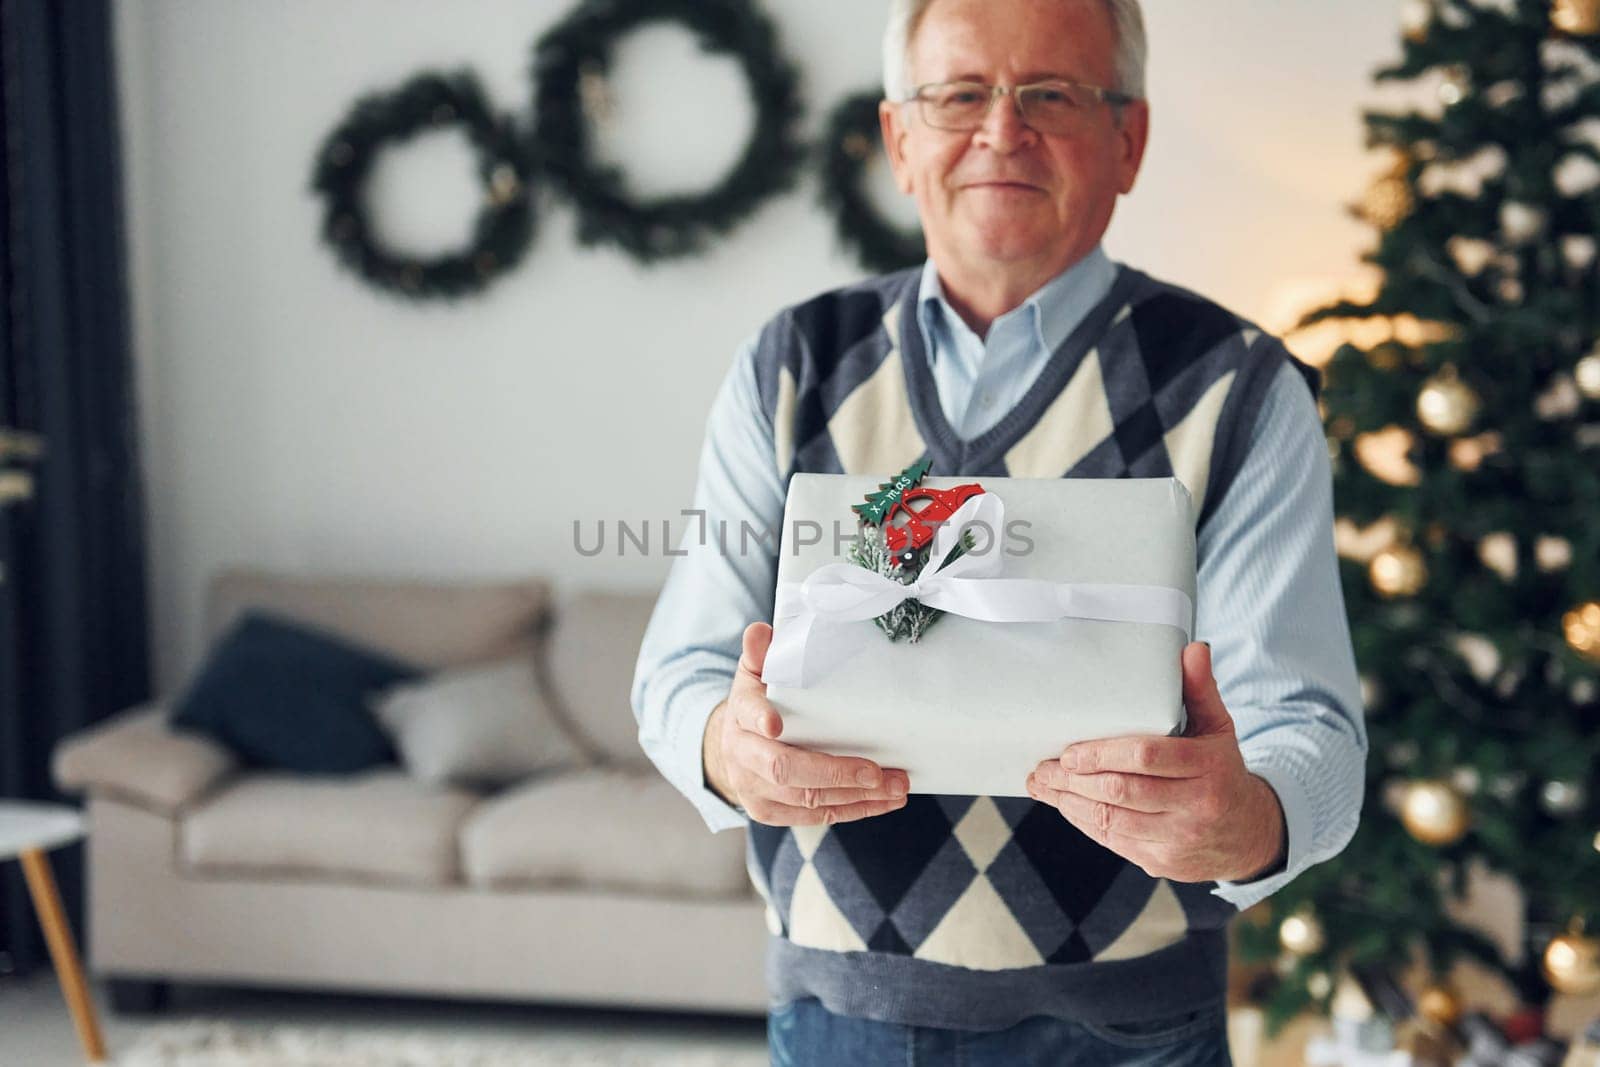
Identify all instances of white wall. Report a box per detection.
[114,1,1404,692]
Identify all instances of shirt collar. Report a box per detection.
[916,245,1117,358]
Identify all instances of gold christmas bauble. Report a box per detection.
[1553,0,1600,36]
[1279,910,1326,955]
[1577,353,1600,399]
[1371,544,1428,598]
[1566,601,1600,664]
[1417,983,1463,1027]
[1542,927,1600,995]
[1401,779,1470,846]
[1417,366,1481,436]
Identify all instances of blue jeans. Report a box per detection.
[768,996,1233,1066]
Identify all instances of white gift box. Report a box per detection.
[763,474,1197,797]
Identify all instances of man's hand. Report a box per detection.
[704,622,910,826]
[1025,642,1287,884]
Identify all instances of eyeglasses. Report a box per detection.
[904,80,1133,135]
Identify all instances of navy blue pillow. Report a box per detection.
[171,610,421,774]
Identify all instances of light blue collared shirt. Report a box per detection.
[631,249,1367,912]
[919,249,1118,441]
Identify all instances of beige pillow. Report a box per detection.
[370,656,589,790]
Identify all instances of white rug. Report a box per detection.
[117,1019,765,1067]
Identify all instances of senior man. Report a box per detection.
[632,0,1366,1062]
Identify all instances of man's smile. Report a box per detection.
[963,180,1045,192]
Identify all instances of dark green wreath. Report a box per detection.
[819,91,926,275]
[530,0,806,262]
[311,71,537,300]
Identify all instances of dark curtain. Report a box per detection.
[0,0,152,978]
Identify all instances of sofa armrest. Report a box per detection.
[52,703,237,816]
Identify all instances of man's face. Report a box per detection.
[880,0,1150,280]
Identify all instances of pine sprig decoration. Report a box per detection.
[847,523,974,642]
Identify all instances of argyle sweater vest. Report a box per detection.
[743,264,1321,1032]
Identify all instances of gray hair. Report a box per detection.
[882,0,1147,104]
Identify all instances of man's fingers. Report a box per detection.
[729,622,782,738]
[746,794,909,827]
[768,779,909,809]
[1029,764,1183,813]
[1062,735,1207,778]
[731,733,890,791]
[735,622,773,694]
[731,693,782,739]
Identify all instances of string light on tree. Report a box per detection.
[1540,779,1587,817]
[1477,532,1517,581]
[1438,66,1468,106]
[1448,431,1502,471]
[1449,765,1482,796]
[1500,201,1548,245]
[1336,516,1403,563]
[1536,374,1583,420]
[1535,536,1572,572]
[1354,426,1422,486]
[1566,601,1600,663]
[1565,234,1598,270]
[1577,351,1600,399]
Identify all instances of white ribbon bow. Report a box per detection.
[761,491,1194,689]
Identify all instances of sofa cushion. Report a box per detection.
[369,654,591,790]
[182,768,479,887]
[460,767,750,898]
[205,569,549,671]
[536,592,659,766]
[172,611,418,774]
[51,703,236,815]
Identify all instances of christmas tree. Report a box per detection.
[1233,0,1600,1045]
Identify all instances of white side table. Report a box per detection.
[0,800,107,1064]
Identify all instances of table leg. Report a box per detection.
[19,847,108,1065]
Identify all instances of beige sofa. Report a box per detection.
[49,569,767,1015]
